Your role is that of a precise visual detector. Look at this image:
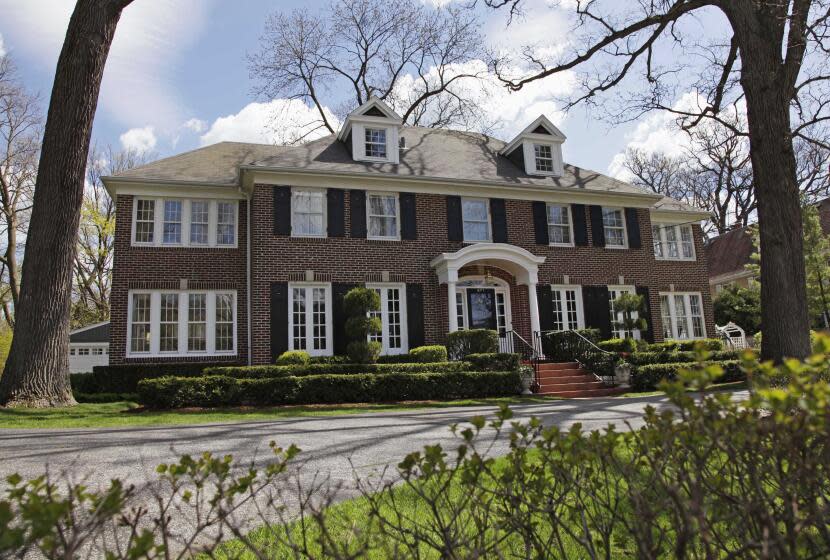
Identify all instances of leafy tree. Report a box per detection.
[486,0,830,361]
[713,285,762,335]
[0,0,135,408]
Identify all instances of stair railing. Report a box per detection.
[539,329,621,386]
[500,330,542,390]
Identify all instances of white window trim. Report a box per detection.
[522,139,564,177]
[653,223,697,261]
[546,203,574,247]
[461,197,492,243]
[602,207,628,249]
[550,284,585,331]
[288,283,334,357]
[366,191,401,241]
[533,143,555,173]
[366,283,409,355]
[659,291,706,340]
[131,198,239,249]
[608,285,641,340]
[291,188,327,238]
[126,289,237,357]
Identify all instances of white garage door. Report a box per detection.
[69,344,109,373]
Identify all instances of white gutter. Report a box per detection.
[244,187,252,366]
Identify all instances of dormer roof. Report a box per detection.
[499,114,566,157]
[336,96,402,142]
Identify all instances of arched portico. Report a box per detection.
[430,243,546,339]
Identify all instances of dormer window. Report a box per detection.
[534,144,554,172]
[365,128,387,159]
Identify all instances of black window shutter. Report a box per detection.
[350,190,367,238]
[490,199,508,243]
[327,189,345,237]
[571,204,588,246]
[400,192,417,240]
[625,208,642,249]
[635,286,654,343]
[532,202,549,245]
[537,284,554,331]
[333,283,357,355]
[589,205,605,247]
[582,285,612,340]
[446,196,463,241]
[270,282,288,362]
[273,186,291,236]
[406,284,425,349]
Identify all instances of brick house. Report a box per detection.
[102,97,714,367]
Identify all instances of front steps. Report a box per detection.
[533,361,627,398]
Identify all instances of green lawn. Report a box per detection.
[0,396,562,430]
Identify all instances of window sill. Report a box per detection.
[367,236,401,242]
[291,234,328,239]
[604,245,628,250]
[655,256,697,262]
[126,351,237,359]
[548,242,575,248]
[130,243,239,249]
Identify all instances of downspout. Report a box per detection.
[245,188,253,365]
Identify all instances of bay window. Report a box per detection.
[367,284,408,355]
[289,284,332,356]
[550,285,584,331]
[659,292,705,339]
[602,208,627,248]
[132,198,238,247]
[652,223,696,260]
[127,290,237,356]
[367,193,399,239]
[462,198,491,242]
[291,189,326,237]
[547,204,572,246]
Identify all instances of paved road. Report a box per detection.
[0,393,742,490]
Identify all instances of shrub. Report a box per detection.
[597,338,638,353]
[542,329,602,361]
[646,339,723,353]
[446,329,498,359]
[630,360,743,391]
[377,353,415,364]
[627,349,740,366]
[465,353,521,372]
[73,363,219,393]
[344,287,382,364]
[73,392,138,404]
[275,350,310,365]
[308,355,353,365]
[409,345,448,363]
[137,370,523,408]
[204,361,472,379]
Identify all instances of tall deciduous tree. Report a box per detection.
[71,145,146,328]
[0,55,41,327]
[488,0,830,361]
[0,0,134,408]
[249,0,488,140]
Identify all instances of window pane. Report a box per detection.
[130,293,151,353]
[462,199,488,221]
[365,128,387,158]
[602,208,625,247]
[292,191,325,236]
[369,288,383,344]
[564,289,579,330]
[292,288,307,350]
[190,201,209,244]
[534,144,554,172]
[188,294,207,352]
[135,200,155,243]
[652,225,664,258]
[680,226,695,258]
[456,292,465,330]
[163,201,182,244]
[689,294,704,338]
[551,290,564,331]
[312,288,327,351]
[159,293,179,352]
[674,294,689,339]
[367,195,397,238]
[463,221,489,242]
[387,288,402,349]
[660,295,673,339]
[215,293,234,352]
[665,226,679,257]
[217,202,236,245]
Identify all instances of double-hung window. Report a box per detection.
[608,285,640,339]
[659,292,705,340]
[132,198,238,247]
[162,201,183,244]
[127,290,236,356]
[652,223,695,260]
[534,144,554,172]
[462,198,490,242]
[367,193,399,239]
[550,285,584,331]
[189,201,209,245]
[216,202,236,246]
[291,189,326,237]
[547,204,572,246]
[365,128,387,159]
[602,208,627,248]
[289,284,332,356]
[134,200,155,244]
[367,284,408,355]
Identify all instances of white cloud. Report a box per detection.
[200,99,341,146]
[0,0,209,136]
[120,126,157,152]
[183,118,207,134]
[0,32,6,57]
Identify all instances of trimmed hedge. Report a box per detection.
[627,350,740,367]
[630,360,743,391]
[74,392,139,404]
[80,363,222,393]
[276,350,311,365]
[203,361,471,379]
[137,370,523,409]
[465,353,521,372]
[597,338,641,353]
[447,329,498,359]
[409,345,448,363]
[645,339,724,352]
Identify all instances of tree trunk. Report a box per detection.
[731,5,811,361]
[0,0,133,407]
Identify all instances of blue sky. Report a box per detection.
[0,0,712,177]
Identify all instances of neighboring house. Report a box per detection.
[102,97,714,366]
[69,321,110,373]
[705,226,756,294]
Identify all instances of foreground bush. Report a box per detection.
[4,345,830,558]
[73,362,218,393]
[408,345,448,363]
[275,350,311,365]
[446,329,498,359]
[630,359,743,391]
[137,370,523,408]
[204,361,471,378]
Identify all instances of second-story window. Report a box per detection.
[652,223,696,260]
[367,193,399,239]
[547,204,572,245]
[534,144,554,172]
[365,128,387,159]
[163,201,183,244]
[292,189,326,237]
[216,202,236,246]
[134,199,155,244]
[190,201,209,245]
[462,198,490,242]
[602,207,627,248]
[133,198,238,248]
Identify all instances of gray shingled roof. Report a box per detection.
[69,322,110,344]
[109,127,694,204]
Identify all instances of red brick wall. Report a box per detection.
[109,195,248,364]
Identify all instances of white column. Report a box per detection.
[448,281,458,333]
[527,282,541,353]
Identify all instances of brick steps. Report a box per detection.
[530,360,626,398]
